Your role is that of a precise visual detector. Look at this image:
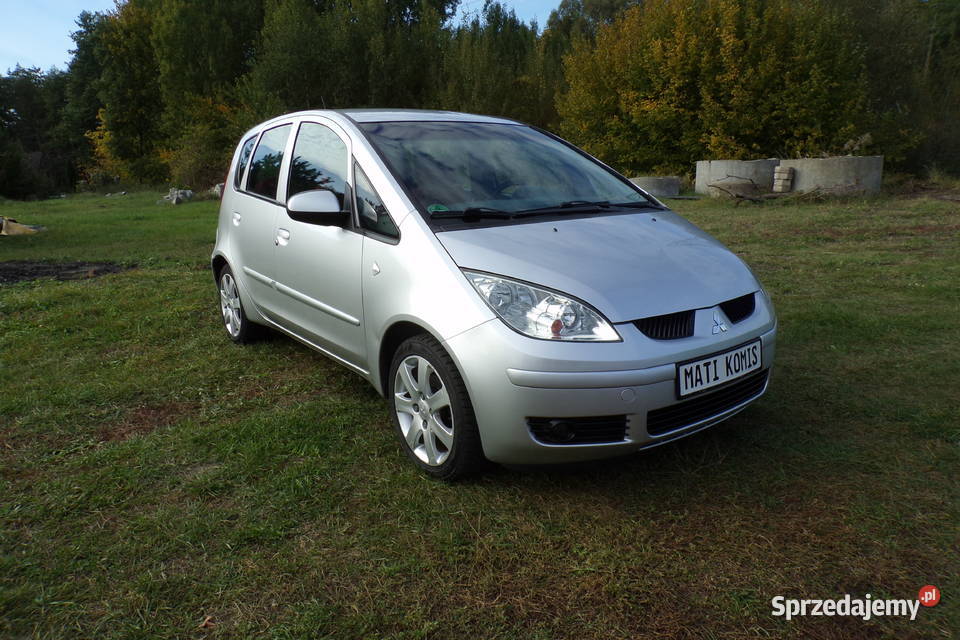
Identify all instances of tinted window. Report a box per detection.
[355,163,398,239]
[247,124,292,200]
[288,122,347,207]
[359,122,652,217]
[233,136,256,190]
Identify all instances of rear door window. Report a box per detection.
[233,135,257,190]
[247,124,292,200]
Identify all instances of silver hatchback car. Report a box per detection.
[213,109,776,478]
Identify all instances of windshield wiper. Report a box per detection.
[429,207,515,220]
[430,199,663,222]
[611,201,666,210]
[514,200,615,217]
[519,200,611,213]
[521,199,667,215]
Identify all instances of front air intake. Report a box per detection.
[646,369,769,436]
[719,293,756,324]
[634,310,696,340]
[528,415,628,445]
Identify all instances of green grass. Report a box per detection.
[1,191,958,639]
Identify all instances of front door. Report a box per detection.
[271,120,366,370]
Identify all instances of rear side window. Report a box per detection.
[288,122,348,207]
[247,124,292,200]
[355,163,399,239]
[233,136,257,190]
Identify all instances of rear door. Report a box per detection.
[271,119,367,369]
[230,123,293,316]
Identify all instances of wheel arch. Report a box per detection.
[377,320,444,397]
[211,254,267,327]
[211,253,228,284]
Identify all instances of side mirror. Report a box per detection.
[286,189,347,226]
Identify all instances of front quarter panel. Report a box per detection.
[361,211,495,394]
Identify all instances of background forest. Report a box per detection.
[1,0,959,199]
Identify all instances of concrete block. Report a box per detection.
[695,159,780,196]
[629,176,681,197]
[773,167,794,193]
[778,156,883,194]
[774,166,795,178]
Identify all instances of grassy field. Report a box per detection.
[1,191,957,639]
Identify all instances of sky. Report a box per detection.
[456,0,560,26]
[0,0,562,75]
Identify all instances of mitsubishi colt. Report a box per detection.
[212,109,776,479]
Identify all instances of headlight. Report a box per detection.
[463,270,621,342]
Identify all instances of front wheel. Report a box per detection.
[388,334,486,480]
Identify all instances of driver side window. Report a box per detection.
[355,163,399,240]
[288,122,348,208]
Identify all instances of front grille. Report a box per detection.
[646,369,769,436]
[719,293,756,324]
[528,415,628,445]
[635,310,695,340]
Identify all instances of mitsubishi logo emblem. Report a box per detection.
[712,310,728,335]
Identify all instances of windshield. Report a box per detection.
[358,121,653,218]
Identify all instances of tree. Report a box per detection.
[534,0,637,128]
[0,66,74,197]
[436,2,547,123]
[62,12,107,146]
[151,0,264,120]
[4,0,957,199]
[94,0,166,182]
[558,0,892,175]
[913,0,960,172]
[546,0,638,41]
[238,0,456,121]
[236,0,328,120]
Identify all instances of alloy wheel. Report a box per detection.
[393,355,455,466]
[219,272,242,338]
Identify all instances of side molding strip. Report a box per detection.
[242,266,361,326]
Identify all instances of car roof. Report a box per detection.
[238,109,523,145]
[336,109,519,125]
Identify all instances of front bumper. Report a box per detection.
[443,304,776,465]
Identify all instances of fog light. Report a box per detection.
[543,419,575,443]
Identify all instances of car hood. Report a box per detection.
[436,211,759,323]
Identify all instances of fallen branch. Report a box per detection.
[722,174,760,187]
[708,184,763,204]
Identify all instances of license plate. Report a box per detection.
[677,340,762,398]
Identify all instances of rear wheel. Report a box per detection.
[218,265,257,343]
[389,334,485,480]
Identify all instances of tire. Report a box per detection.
[217,265,258,343]
[388,334,486,480]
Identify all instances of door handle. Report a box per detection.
[232,212,241,226]
[276,228,291,246]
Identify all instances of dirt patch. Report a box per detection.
[181,462,224,480]
[98,402,196,442]
[0,260,130,285]
[928,191,960,202]
[891,183,960,201]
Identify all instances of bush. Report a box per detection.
[558,0,916,176]
[163,98,240,190]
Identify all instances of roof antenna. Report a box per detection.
[321,95,327,109]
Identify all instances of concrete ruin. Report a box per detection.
[695,159,780,197]
[778,156,883,195]
[695,156,884,197]
[629,176,681,197]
